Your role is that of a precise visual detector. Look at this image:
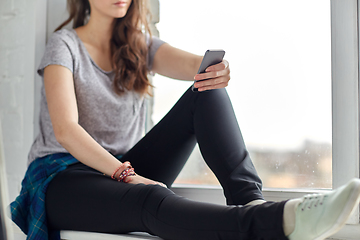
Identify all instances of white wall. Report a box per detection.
[0,0,47,201]
[0,0,159,202]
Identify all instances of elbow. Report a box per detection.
[53,122,77,146]
[54,129,66,146]
[53,127,68,146]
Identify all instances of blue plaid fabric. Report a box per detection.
[10,153,79,240]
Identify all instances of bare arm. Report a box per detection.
[152,43,203,81]
[43,65,164,186]
[152,43,231,91]
[44,65,121,176]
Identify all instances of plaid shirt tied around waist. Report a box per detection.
[10,153,78,240]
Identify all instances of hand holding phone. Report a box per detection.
[192,50,226,92]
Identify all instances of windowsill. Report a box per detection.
[171,184,360,240]
[330,224,360,240]
[171,183,330,203]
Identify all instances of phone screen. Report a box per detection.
[192,50,225,92]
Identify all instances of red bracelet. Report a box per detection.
[111,165,123,180]
[111,161,132,180]
[118,168,136,182]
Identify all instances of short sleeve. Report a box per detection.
[147,36,166,71]
[37,30,75,77]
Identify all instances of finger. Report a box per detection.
[157,182,167,188]
[205,59,229,72]
[194,67,230,81]
[194,74,230,89]
[198,82,229,92]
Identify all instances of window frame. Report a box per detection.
[331,0,360,226]
[151,0,360,237]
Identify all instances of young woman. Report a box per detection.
[10,1,360,240]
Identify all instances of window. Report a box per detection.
[152,1,360,236]
[153,0,332,189]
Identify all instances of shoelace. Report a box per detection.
[300,194,327,211]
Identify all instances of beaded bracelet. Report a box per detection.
[118,168,136,182]
[111,161,132,180]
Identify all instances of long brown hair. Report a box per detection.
[56,0,152,95]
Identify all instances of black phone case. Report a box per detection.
[192,50,225,92]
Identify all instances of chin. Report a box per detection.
[112,10,128,18]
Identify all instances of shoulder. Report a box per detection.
[47,28,79,49]
[146,33,166,48]
[51,28,77,42]
[38,29,80,76]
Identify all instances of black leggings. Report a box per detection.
[46,87,288,240]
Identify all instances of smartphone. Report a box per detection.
[192,50,226,92]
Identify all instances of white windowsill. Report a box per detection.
[171,184,329,204]
[171,184,360,240]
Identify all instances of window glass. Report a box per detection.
[153,0,331,189]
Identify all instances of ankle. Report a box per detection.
[283,199,302,237]
[245,199,266,206]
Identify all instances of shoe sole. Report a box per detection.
[315,179,360,240]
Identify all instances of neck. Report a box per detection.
[81,11,115,50]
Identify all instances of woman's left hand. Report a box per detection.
[193,60,230,92]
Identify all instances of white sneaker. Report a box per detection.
[288,178,360,240]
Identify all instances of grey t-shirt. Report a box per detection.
[28,29,165,164]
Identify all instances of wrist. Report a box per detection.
[111,161,136,182]
[111,161,130,180]
[118,168,136,182]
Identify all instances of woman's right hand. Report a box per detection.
[124,174,167,188]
